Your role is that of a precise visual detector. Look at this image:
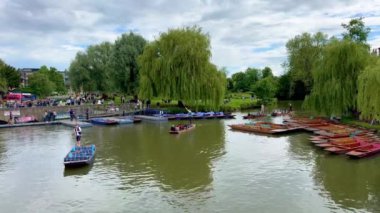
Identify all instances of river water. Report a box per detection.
[0,113,379,212]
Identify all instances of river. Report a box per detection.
[0,113,379,212]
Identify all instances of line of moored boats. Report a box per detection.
[229,116,380,159]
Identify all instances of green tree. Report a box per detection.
[87,42,114,92]
[39,66,66,93]
[231,72,248,92]
[276,72,291,100]
[48,67,66,93]
[357,57,380,121]
[112,32,147,94]
[0,77,7,94]
[69,52,96,92]
[226,78,233,91]
[0,59,20,88]
[342,17,370,45]
[138,26,226,109]
[28,72,55,97]
[69,42,114,93]
[304,39,369,116]
[261,67,273,78]
[285,32,328,98]
[252,77,278,103]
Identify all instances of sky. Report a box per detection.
[0,0,380,76]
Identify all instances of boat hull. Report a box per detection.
[169,124,196,134]
[64,145,96,168]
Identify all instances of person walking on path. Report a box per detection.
[74,124,82,146]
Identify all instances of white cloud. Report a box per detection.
[0,0,379,76]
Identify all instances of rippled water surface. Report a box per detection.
[0,113,379,212]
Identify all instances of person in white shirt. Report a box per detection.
[74,124,82,146]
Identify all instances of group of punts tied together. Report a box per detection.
[230,116,380,159]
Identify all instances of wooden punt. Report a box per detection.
[325,141,373,154]
[169,124,196,134]
[346,143,380,158]
[64,145,96,167]
[314,137,356,148]
[229,122,301,135]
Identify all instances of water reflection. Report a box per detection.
[285,128,380,212]
[312,154,380,212]
[85,120,226,193]
[63,165,92,177]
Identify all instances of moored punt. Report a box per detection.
[345,143,380,158]
[169,124,196,134]
[90,118,119,125]
[229,122,302,135]
[64,145,96,168]
[324,141,373,154]
[204,112,216,119]
[314,136,359,147]
[215,112,226,119]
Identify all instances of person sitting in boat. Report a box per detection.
[171,125,176,131]
[74,124,82,146]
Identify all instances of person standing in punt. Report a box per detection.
[74,124,82,147]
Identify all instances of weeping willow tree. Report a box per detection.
[303,39,369,116]
[357,57,380,121]
[138,26,226,109]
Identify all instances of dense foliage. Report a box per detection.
[0,59,20,89]
[285,32,328,99]
[357,57,380,120]
[252,76,278,104]
[138,26,226,109]
[303,39,369,116]
[112,33,146,94]
[69,42,113,92]
[28,66,66,97]
[28,72,55,97]
[342,17,370,46]
[68,33,146,94]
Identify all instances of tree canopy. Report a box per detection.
[39,66,66,93]
[69,42,114,92]
[138,26,226,109]
[252,76,278,103]
[28,66,66,97]
[357,57,380,120]
[342,17,370,45]
[0,59,20,89]
[285,32,328,98]
[112,33,147,94]
[303,39,369,116]
[28,72,55,97]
